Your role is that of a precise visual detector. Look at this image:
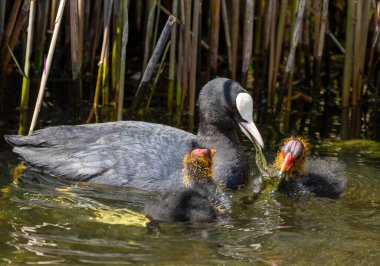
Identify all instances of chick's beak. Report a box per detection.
[280,152,296,175]
[210,149,216,158]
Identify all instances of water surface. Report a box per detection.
[0,134,379,265]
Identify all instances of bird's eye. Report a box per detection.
[227,106,237,113]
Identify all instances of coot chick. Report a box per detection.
[5,78,264,190]
[144,148,229,223]
[274,137,347,198]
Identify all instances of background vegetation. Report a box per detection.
[0,0,379,141]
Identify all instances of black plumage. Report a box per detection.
[5,78,263,190]
[275,137,347,198]
[144,148,229,223]
[278,158,347,198]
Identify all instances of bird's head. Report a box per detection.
[182,148,215,187]
[274,136,309,178]
[198,78,264,148]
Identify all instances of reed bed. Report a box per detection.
[0,0,380,141]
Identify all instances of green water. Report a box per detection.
[0,135,380,265]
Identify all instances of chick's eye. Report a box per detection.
[227,106,237,113]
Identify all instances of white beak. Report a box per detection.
[236,93,264,148]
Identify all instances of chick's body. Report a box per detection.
[144,149,229,223]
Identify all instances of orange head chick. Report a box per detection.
[274,136,309,178]
[182,148,216,187]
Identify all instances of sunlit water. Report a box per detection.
[1,133,380,265]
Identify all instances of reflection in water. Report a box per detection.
[54,187,150,227]
[11,222,68,260]
[1,141,380,264]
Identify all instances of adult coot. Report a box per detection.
[273,137,347,198]
[144,148,229,222]
[5,78,264,190]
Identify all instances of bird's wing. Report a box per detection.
[6,121,196,190]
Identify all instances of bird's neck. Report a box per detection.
[196,123,248,187]
[197,123,240,145]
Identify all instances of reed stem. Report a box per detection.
[152,0,162,49]
[19,0,36,135]
[168,0,178,114]
[99,0,114,108]
[352,0,371,137]
[181,0,191,111]
[0,0,6,42]
[241,0,254,87]
[221,0,232,75]
[176,0,185,116]
[35,0,50,71]
[1,0,29,72]
[90,0,102,75]
[112,1,121,98]
[78,0,84,70]
[146,41,171,110]
[231,0,240,80]
[0,0,21,57]
[310,0,328,136]
[271,0,288,95]
[284,0,306,81]
[209,0,220,77]
[267,0,276,110]
[341,0,354,139]
[29,0,67,135]
[117,2,129,121]
[189,0,200,117]
[143,0,156,71]
[130,15,176,115]
[69,0,80,80]
[50,0,56,30]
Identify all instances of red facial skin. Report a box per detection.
[190,148,216,158]
[278,138,306,176]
